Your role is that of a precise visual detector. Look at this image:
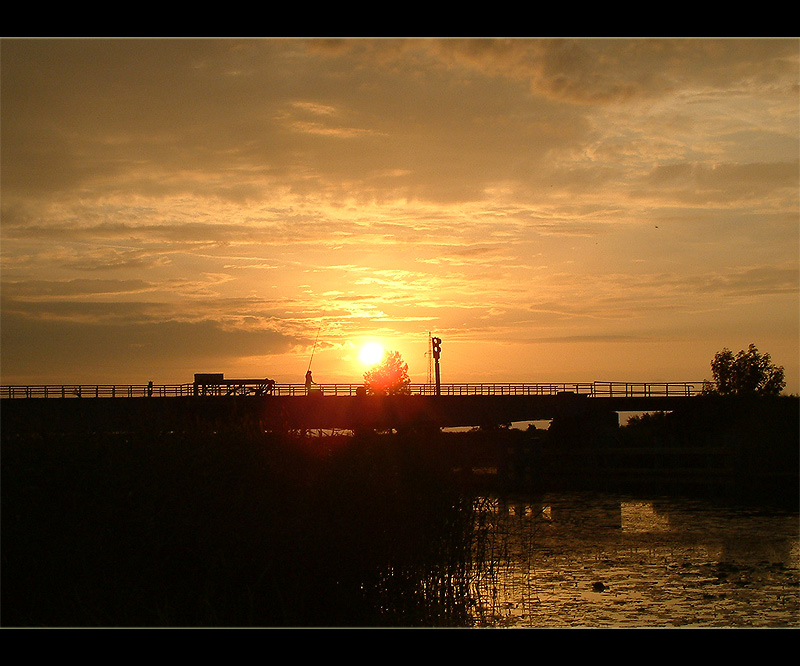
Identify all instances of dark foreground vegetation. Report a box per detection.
[2,394,797,627]
[496,394,799,503]
[2,428,480,627]
[617,394,798,501]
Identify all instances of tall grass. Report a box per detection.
[2,426,491,627]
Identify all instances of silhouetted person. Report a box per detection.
[305,370,315,393]
[147,381,153,397]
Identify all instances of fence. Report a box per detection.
[0,381,706,399]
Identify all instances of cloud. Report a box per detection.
[644,160,799,205]
[1,39,797,389]
[0,311,299,382]
[2,278,156,299]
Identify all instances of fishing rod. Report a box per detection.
[306,324,322,373]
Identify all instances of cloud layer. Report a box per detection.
[2,38,798,388]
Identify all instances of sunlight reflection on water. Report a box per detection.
[468,492,799,628]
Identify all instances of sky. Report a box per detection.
[1,38,798,392]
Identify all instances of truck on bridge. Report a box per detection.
[192,373,276,396]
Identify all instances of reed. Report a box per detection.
[2,427,490,627]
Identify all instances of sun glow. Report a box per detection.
[359,342,385,366]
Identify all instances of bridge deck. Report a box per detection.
[0,381,706,400]
[1,384,707,432]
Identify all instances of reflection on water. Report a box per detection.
[468,493,799,628]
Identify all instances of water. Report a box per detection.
[3,425,797,627]
[466,492,799,628]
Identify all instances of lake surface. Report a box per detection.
[466,492,799,628]
[3,424,797,628]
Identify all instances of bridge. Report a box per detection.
[1,379,707,433]
[0,379,705,400]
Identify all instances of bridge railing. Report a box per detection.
[0,381,707,399]
[0,384,199,399]
[590,382,705,398]
[408,382,705,397]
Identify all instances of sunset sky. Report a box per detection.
[2,38,798,391]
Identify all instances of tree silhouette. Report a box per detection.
[708,344,785,396]
[363,350,411,396]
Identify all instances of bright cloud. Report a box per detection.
[2,38,798,389]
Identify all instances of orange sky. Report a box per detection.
[2,38,798,392]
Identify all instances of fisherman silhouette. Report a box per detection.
[305,370,315,393]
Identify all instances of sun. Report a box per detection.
[359,341,385,366]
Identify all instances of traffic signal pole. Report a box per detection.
[432,336,442,396]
